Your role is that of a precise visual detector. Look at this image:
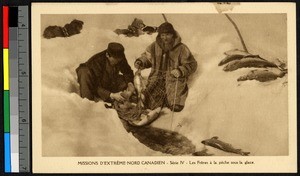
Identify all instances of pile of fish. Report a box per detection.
[218,49,287,82]
[43,19,84,39]
[114,18,157,37]
[112,69,161,127]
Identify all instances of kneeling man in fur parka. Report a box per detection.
[134,22,197,112]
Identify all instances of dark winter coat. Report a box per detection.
[80,50,134,100]
[137,32,197,107]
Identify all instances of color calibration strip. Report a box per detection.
[3,6,11,173]
[3,6,30,173]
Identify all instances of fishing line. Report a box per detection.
[170,76,179,130]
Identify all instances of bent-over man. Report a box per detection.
[76,42,134,102]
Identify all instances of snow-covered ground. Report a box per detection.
[41,14,288,156]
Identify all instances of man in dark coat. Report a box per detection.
[134,22,197,112]
[76,42,134,102]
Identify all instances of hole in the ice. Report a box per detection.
[68,79,80,95]
[64,68,80,95]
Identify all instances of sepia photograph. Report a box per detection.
[32,2,297,173]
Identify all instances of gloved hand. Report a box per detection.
[171,69,182,78]
[110,92,125,102]
[134,60,143,69]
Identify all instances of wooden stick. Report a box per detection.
[225,14,248,52]
[162,14,168,22]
